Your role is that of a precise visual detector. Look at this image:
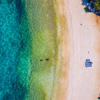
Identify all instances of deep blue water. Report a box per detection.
[0,0,21,99]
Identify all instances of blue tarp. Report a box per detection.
[85,62,92,67]
[85,59,92,67]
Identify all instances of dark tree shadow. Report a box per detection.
[81,0,100,16]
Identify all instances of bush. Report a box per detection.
[87,0,92,3]
[94,0,100,11]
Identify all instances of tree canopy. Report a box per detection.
[87,0,100,11]
[94,0,100,10]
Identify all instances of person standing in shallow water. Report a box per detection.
[40,59,44,61]
[40,58,50,61]
[46,58,50,61]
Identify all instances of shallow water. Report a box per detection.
[26,0,60,99]
[0,0,60,100]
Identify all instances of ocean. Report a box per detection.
[0,0,61,100]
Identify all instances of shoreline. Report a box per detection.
[52,0,70,100]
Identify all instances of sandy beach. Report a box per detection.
[56,0,100,100]
[61,0,100,100]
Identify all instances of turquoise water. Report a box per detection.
[0,0,21,99]
[0,0,60,100]
[0,0,30,99]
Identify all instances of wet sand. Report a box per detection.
[54,0,70,100]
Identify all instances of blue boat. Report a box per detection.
[85,59,93,67]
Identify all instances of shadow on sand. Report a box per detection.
[81,0,100,16]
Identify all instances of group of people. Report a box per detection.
[40,58,50,61]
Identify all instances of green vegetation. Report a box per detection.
[87,0,92,3]
[87,0,100,11]
[94,0,100,10]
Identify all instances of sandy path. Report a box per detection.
[64,0,100,100]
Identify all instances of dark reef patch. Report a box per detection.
[13,79,28,100]
[15,0,26,24]
[3,92,11,100]
[7,0,13,4]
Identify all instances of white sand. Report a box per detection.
[64,0,100,100]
